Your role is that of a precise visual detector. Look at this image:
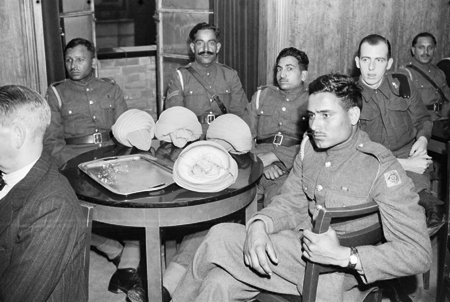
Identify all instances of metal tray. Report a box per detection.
[78,154,174,195]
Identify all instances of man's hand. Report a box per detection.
[257,152,280,168]
[263,164,286,180]
[409,136,428,157]
[302,228,349,267]
[397,154,432,174]
[243,220,278,276]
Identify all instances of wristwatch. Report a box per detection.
[347,247,358,269]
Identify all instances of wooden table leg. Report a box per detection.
[145,225,163,302]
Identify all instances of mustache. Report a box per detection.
[198,51,215,55]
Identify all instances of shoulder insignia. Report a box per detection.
[257,85,278,91]
[356,140,396,164]
[387,73,410,99]
[99,77,117,84]
[177,63,191,70]
[384,170,402,187]
[50,79,67,87]
[216,62,233,70]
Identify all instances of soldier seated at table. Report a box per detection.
[43,37,146,302]
[247,47,310,207]
[165,22,250,136]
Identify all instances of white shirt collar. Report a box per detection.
[0,158,39,200]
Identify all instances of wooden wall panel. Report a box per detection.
[0,0,46,94]
[260,0,450,85]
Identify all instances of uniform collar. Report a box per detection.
[279,83,307,97]
[326,127,361,156]
[192,61,217,74]
[358,75,391,101]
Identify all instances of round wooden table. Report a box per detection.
[61,140,263,302]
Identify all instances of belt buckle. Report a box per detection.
[206,112,215,124]
[434,102,442,113]
[93,133,102,144]
[273,132,283,146]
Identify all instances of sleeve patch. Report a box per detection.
[166,90,179,100]
[384,170,402,187]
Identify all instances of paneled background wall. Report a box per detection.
[260,0,450,86]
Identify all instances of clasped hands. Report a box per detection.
[243,221,349,277]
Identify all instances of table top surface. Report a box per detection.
[61,140,263,209]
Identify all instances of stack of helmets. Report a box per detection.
[155,106,202,148]
[172,140,238,192]
[206,114,252,154]
[112,109,155,151]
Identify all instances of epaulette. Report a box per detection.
[99,77,117,85]
[257,85,278,91]
[386,72,411,99]
[356,140,396,164]
[177,63,191,70]
[50,79,67,87]
[255,85,278,110]
[216,62,233,70]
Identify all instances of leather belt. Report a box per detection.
[256,132,300,147]
[65,132,111,145]
[197,112,218,124]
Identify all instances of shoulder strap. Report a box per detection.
[390,73,411,99]
[255,89,262,110]
[51,86,63,108]
[186,66,227,114]
[407,64,448,102]
[176,69,184,91]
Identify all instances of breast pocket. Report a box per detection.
[99,99,115,126]
[61,103,84,135]
[387,98,413,135]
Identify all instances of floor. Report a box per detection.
[88,235,443,302]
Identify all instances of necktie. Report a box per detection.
[0,173,6,191]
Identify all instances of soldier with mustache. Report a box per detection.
[165,22,249,136]
[399,32,450,121]
[247,47,310,207]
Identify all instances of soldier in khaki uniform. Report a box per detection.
[170,73,431,302]
[165,22,249,135]
[248,47,309,207]
[399,32,450,120]
[43,38,146,302]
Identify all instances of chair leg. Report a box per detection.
[423,269,431,290]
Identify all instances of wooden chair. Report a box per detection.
[80,203,94,300]
[253,201,383,302]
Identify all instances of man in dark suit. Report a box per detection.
[0,85,87,301]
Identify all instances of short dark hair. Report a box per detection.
[357,34,392,59]
[412,32,437,47]
[0,85,51,138]
[189,23,220,41]
[64,38,96,56]
[276,47,309,71]
[308,73,362,110]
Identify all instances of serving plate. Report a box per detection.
[78,154,174,195]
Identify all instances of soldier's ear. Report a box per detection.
[387,58,394,70]
[301,70,308,82]
[91,58,97,69]
[216,43,221,53]
[355,56,360,69]
[349,106,360,126]
[190,43,195,53]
